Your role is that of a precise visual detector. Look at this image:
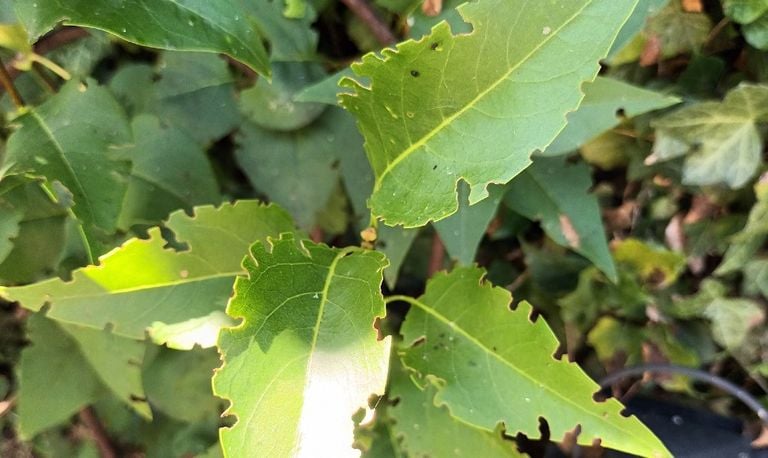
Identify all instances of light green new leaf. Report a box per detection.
[213,234,390,457]
[18,315,147,438]
[389,361,522,457]
[504,156,616,281]
[340,0,638,227]
[434,182,503,265]
[397,267,670,457]
[13,0,270,76]
[716,179,768,274]
[651,84,768,189]
[117,115,221,230]
[235,109,348,229]
[0,201,294,348]
[542,77,680,156]
[704,297,765,349]
[3,79,131,256]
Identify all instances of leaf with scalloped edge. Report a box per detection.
[0,201,294,349]
[13,0,270,76]
[213,234,390,457]
[340,0,638,227]
[396,266,670,457]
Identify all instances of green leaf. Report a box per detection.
[504,156,617,281]
[704,297,765,349]
[408,0,472,40]
[117,114,221,230]
[614,238,686,286]
[144,347,222,423]
[716,179,768,274]
[744,259,768,297]
[213,234,390,457]
[434,182,503,265]
[646,0,712,58]
[13,0,270,76]
[3,79,131,257]
[0,184,23,265]
[724,0,768,24]
[244,0,318,62]
[240,61,326,132]
[18,314,148,438]
[542,77,680,156]
[744,13,768,49]
[389,361,522,457]
[340,0,638,227]
[0,201,294,348]
[396,266,669,457]
[235,108,349,229]
[295,68,357,105]
[607,0,669,59]
[650,84,768,189]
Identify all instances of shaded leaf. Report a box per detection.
[213,234,390,457]
[240,61,326,132]
[0,201,293,348]
[397,266,669,457]
[744,259,768,297]
[244,0,318,62]
[434,181,503,265]
[724,0,768,24]
[650,84,768,188]
[614,238,686,286]
[13,0,270,75]
[3,79,132,257]
[504,156,616,281]
[340,0,637,227]
[117,115,221,230]
[646,0,712,58]
[704,298,765,349]
[542,77,680,156]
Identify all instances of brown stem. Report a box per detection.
[79,407,117,458]
[339,0,397,46]
[427,232,445,276]
[0,57,24,108]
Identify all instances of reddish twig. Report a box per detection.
[427,233,445,276]
[0,56,24,108]
[79,407,117,458]
[339,0,397,46]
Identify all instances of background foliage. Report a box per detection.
[0,0,767,456]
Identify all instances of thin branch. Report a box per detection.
[339,0,397,46]
[427,232,445,276]
[79,407,117,458]
[0,56,24,108]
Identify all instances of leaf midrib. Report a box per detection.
[372,1,592,192]
[405,295,657,448]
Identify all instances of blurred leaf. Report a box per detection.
[398,266,670,457]
[244,0,318,62]
[235,108,348,229]
[213,234,390,457]
[408,0,472,39]
[1,201,293,348]
[117,115,221,230]
[580,131,635,170]
[608,0,670,60]
[745,14,768,50]
[651,84,768,189]
[705,297,765,349]
[614,238,686,286]
[0,23,29,53]
[716,180,768,274]
[14,0,270,75]
[3,79,132,258]
[646,0,712,58]
[587,317,645,365]
[434,182,503,265]
[505,156,616,281]
[295,68,356,105]
[744,259,768,297]
[542,77,680,157]
[240,61,326,132]
[340,0,637,227]
[724,0,768,23]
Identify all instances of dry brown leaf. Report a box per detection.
[682,0,703,12]
[421,0,442,16]
[559,214,581,248]
[664,214,685,251]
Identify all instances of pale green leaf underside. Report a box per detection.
[651,84,768,188]
[398,267,670,457]
[214,234,390,457]
[14,0,270,76]
[0,201,294,347]
[340,0,638,227]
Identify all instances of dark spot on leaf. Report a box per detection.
[410,70,420,77]
[438,333,445,338]
[412,336,426,347]
[127,358,142,367]
[468,360,478,367]
[430,42,440,50]
[378,240,387,248]
[130,394,148,403]
[492,346,498,352]
[331,159,340,170]
[432,164,438,170]
[615,107,626,118]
